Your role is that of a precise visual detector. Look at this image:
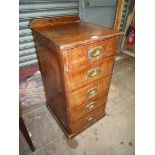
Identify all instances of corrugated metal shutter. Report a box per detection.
[19,0,79,67]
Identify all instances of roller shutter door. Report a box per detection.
[19,0,79,67]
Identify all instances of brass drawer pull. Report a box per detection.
[89,47,102,59]
[86,117,93,122]
[85,101,96,110]
[88,68,99,78]
[87,87,97,97]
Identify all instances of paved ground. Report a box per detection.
[20,55,135,155]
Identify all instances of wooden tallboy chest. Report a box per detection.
[29,15,122,139]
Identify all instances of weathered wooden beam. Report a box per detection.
[114,0,124,30]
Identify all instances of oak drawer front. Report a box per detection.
[65,38,118,70]
[71,105,104,133]
[66,56,114,92]
[68,75,111,110]
[70,93,107,122]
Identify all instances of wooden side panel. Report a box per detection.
[33,34,70,131]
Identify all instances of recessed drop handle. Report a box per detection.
[89,47,102,58]
[88,68,99,78]
[85,101,96,110]
[86,116,93,122]
[87,87,97,98]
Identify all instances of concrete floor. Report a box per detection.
[20,56,135,155]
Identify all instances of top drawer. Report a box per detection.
[63,38,118,70]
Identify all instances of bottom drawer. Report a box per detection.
[71,105,105,133]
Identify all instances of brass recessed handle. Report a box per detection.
[85,101,96,110]
[88,68,99,78]
[87,87,97,98]
[89,47,102,59]
[86,116,93,122]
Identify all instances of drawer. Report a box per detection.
[64,38,118,70]
[66,56,114,92]
[70,93,107,122]
[68,75,111,110]
[71,105,104,133]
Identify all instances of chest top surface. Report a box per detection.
[29,15,123,50]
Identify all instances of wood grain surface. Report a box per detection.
[30,15,122,139]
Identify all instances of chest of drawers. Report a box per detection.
[29,16,122,139]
